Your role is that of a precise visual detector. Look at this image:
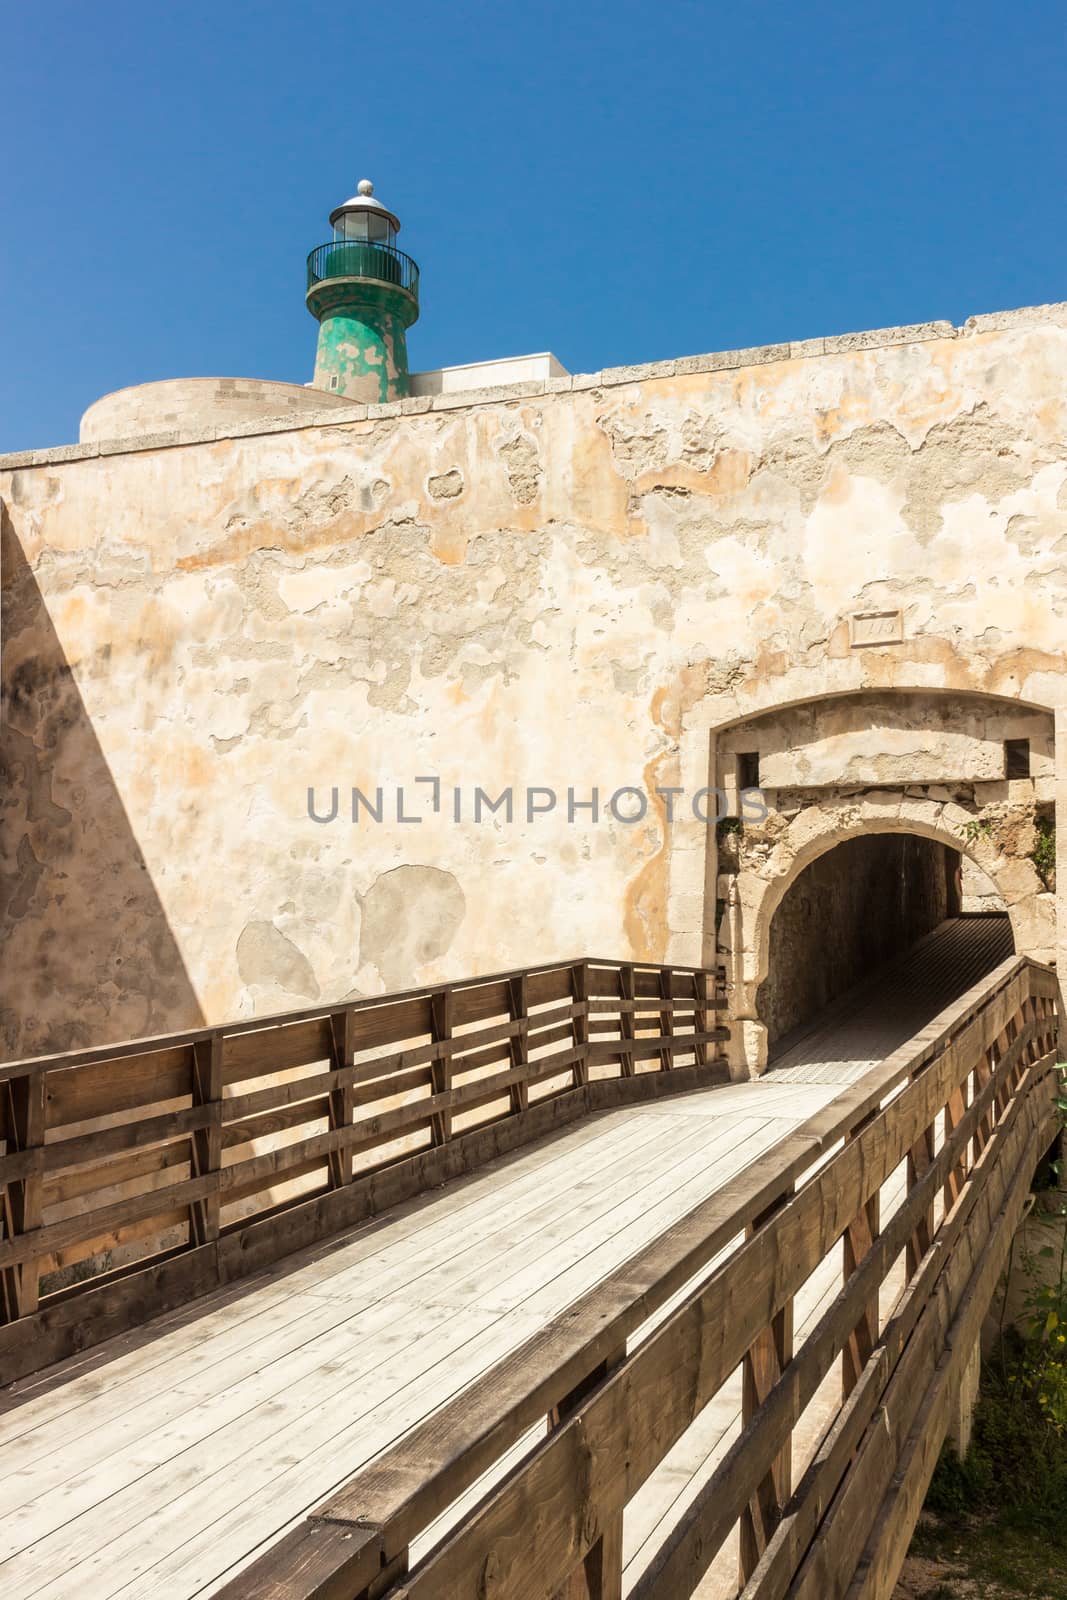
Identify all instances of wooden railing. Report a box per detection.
[0,957,726,1384]
[222,956,1060,1600]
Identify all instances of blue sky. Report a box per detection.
[2,0,1064,451]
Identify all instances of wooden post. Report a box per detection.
[942,1071,969,1215]
[328,1009,356,1187]
[549,1345,627,1600]
[572,962,590,1087]
[843,1115,880,1398]
[973,1041,995,1164]
[507,974,529,1115]
[190,1033,223,1245]
[658,967,674,1072]
[994,1017,1018,1118]
[618,964,636,1078]
[1021,996,1042,1071]
[430,989,454,1146]
[739,1192,794,1584]
[1,1072,46,1318]
[692,969,710,1068]
[906,1094,936,1281]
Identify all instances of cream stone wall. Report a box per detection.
[4,302,1067,1062]
[79,377,354,443]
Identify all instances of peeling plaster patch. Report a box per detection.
[236,920,320,999]
[497,434,542,505]
[278,567,353,613]
[359,865,466,988]
[6,835,44,921]
[599,411,670,476]
[427,469,464,500]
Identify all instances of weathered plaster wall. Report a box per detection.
[4,303,1067,1060]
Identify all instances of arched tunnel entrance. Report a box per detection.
[758,831,1014,1072]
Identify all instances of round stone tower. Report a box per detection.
[306,179,420,403]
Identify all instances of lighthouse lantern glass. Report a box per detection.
[335,210,395,246]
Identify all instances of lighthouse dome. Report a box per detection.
[329,179,401,242]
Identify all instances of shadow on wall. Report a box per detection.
[0,504,204,1061]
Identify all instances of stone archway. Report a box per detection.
[723,794,1048,1074]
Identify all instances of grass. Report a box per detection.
[900,1333,1067,1599]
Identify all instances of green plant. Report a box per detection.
[1032,816,1056,889]
[716,816,742,840]
[922,1068,1067,1548]
[925,1332,1067,1542]
[958,816,994,845]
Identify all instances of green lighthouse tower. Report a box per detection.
[306,179,419,404]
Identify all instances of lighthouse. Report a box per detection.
[306,179,420,404]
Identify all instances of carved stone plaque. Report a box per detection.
[849,608,903,648]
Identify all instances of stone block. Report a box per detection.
[668,889,706,931]
[823,321,954,354]
[789,337,825,360]
[430,380,545,410]
[962,301,1067,336]
[599,360,676,386]
[858,791,905,822]
[101,430,182,455]
[1007,891,1055,957]
[996,859,1043,904]
[940,800,978,834]
[666,930,703,968]
[0,442,100,467]
[674,343,790,376]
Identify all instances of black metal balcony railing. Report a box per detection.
[306,240,420,299]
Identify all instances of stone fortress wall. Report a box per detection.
[4,300,1067,1069]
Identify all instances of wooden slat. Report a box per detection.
[42,1141,190,1208]
[41,1103,219,1173]
[221,1096,332,1151]
[45,1045,191,1126]
[0,1170,216,1271]
[222,1018,333,1086]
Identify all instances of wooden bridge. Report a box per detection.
[0,924,1060,1600]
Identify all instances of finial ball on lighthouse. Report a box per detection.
[357,179,374,196]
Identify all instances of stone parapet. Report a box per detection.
[5,301,1065,469]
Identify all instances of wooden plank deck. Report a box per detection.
[0,1083,835,1599]
[0,916,1017,1599]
